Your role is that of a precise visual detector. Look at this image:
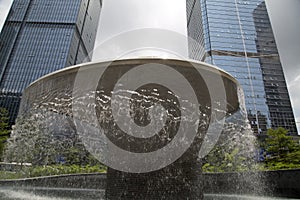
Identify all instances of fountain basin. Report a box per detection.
[15,58,242,199]
[1,170,300,199]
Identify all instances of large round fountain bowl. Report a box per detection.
[19,58,241,161]
[21,58,240,115]
[18,58,241,199]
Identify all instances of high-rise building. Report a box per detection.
[0,0,102,123]
[186,0,206,61]
[201,0,297,135]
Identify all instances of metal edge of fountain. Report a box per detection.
[26,57,241,91]
[22,57,242,116]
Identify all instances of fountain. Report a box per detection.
[0,0,299,198]
[1,58,299,200]
[4,58,242,199]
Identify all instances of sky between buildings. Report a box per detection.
[0,0,299,133]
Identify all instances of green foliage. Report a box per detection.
[264,127,298,158]
[0,108,10,161]
[5,112,101,166]
[202,122,258,173]
[4,115,44,164]
[60,145,102,166]
[202,147,252,173]
[0,171,26,180]
[261,127,300,170]
[0,164,107,180]
[27,164,106,177]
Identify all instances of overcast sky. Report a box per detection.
[92,0,188,60]
[0,0,299,133]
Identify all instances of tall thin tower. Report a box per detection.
[0,0,102,123]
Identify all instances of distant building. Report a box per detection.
[200,0,297,135]
[0,0,102,123]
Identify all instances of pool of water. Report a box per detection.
[0,187,298,200]
[204,194,299,200]
[0,187,104,200]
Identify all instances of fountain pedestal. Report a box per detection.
[106,161,203,199]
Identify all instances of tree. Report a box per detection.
[5,110,100,166]
[5,112,73,165]
[262,127,300,170]
[202,122,257,173]
[202,146,250,172]
[264,127,298,159]
[0,108,10,161]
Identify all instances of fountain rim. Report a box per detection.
[26,57,240,89]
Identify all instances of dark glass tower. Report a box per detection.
[201,0,297,135]
[253,2,297,136]
[0,0,102,123]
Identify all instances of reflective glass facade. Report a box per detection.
[201,0,297,135]
[0,0,102,123]
[186,0,206,61]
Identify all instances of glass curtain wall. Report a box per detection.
[200,0,297,135]
[0,0,102,123]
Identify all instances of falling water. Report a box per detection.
[0,59,273,199]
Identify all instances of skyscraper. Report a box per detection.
[0,0,102,123]
[186,0,206,61]
[201,0,297,135]
[253,2,297,136]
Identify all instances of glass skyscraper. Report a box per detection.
[201,0,297,135]
[0,0,102,123]
[187,0,206,61]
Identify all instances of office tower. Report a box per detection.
[0,0,102,123]
[201,0,297,135]
[186,0,206,61]
[253,2,297,136]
